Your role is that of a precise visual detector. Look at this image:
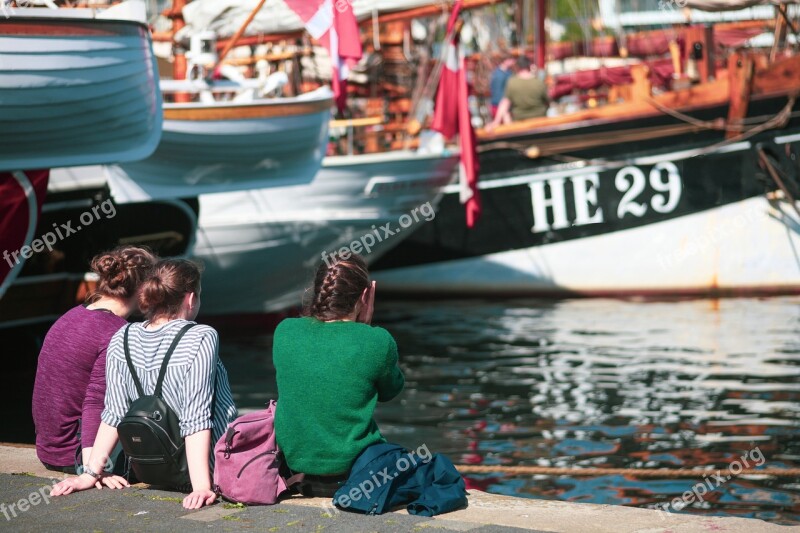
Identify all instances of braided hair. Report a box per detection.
[305,253,370,321]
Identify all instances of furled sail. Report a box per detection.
[178,0,442,41]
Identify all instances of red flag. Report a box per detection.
[0,170,49,299]
[431,1,481,228]
[285,0,362,112]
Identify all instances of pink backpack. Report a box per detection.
[212,400,303,505]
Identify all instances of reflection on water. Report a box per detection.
[220,297,800,524]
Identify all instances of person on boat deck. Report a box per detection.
[32,246,157,474]
[51,259,238,510]
[488,56,549,130]
[489,54,516,118]
[272,253,405,497]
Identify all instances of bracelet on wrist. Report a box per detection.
[82,466,102,480]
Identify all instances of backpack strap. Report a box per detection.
[154,323,196,399]
[123,324,145,399]
[285,473,305,488]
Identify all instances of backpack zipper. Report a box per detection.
[130,456,167,464]
[236,451,277,479]
[149,420,183,450]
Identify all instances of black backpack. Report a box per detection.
[117,323,195,490]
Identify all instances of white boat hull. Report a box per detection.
[373,195,800,296]
[194,150,459,315]
[0,8,162,171]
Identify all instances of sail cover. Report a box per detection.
[178,0,441,41]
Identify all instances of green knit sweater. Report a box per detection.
[273,317,405,475]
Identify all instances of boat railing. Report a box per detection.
[160,70,289,104]
[330,116,385,156]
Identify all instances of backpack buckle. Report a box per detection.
[152,410,162,422]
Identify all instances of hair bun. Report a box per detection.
[138,277,167,314]
[93,254,121,277]
[137,259,202,320]
[88,246,157,302]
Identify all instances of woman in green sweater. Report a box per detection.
[273,253,405,497]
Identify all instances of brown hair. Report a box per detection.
[88,246,157,302]
[305,253,370,321]
[138,259,203,321]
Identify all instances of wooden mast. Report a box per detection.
[209,0,268,76]
[214,0,500,50]
[168,0,189,102]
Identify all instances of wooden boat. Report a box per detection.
[0,2,162,172]
[146,0,800,300]
[0,2,171,327]
[100,2,458,317]
[367,3,800,297]
[108,86,334,200]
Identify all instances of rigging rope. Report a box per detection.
[757,147,800,221]
[454,464,800,478]
[480,96,798,169]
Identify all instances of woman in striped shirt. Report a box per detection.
[52,259,238,510]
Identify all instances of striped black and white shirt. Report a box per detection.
[101,320,238,451]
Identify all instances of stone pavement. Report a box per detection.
[1,444,796,533]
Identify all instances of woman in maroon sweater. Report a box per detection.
[32,246,156,473]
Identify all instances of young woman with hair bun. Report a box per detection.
[33,246,157,474]
[273,253,405,497]
[51,259,238,510]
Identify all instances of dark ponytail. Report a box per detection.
[304,254,369,321]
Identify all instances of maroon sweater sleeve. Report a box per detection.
[33,306,126,467]
[80,342,108,448]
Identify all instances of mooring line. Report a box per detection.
[454,465,800,478]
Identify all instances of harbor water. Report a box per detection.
[220,296,800,524]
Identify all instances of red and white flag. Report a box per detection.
[431,1,481,228]
[284,0,362,112]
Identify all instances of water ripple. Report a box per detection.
[221,296,800,524]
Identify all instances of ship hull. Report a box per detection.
[194,151,458,316]
[373,195,800,297]
[0,11,162,172]
[109,89,334,201]
[372,94,800,296]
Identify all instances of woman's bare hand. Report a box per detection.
[51,474,100,496]
[99,475,130,490]
[183,489,217,509]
